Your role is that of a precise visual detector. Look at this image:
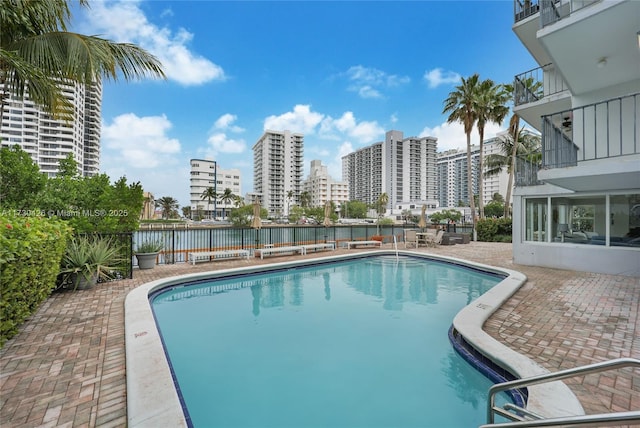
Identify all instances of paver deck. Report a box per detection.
[1,242,638,427]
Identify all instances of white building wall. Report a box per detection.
[303,160,349,209]
[189,159,242,219]
[0,79,102,177]
[253,130,304,217]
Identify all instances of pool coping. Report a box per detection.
[124,250,584,427]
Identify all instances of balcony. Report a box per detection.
[514,64,568,107]
[540,0,599,27]
[514,0,540,22]
[538,92,640,191]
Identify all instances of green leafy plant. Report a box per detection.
[59,236,122,289]
[135,239,164,254]
[1,213,72,346]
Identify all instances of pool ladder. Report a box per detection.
[481,357,640,427]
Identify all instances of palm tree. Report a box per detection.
[300,191,311,208]
[286,190,295,217]
[200,187,217,220]
[0,0,165,127]
[217,188,235,220]
[443,74,480,239]
[473,79,510,219]
[232,194,245,208]
[156,196,179,220]
[485,117,541,217]
[375,192,389,234]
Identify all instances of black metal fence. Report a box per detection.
[132,224,473,267]
[79,232,134,280]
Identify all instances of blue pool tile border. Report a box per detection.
[448,325,528,408]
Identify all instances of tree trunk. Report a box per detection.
[466,131,477,241]
[478,128,485,220]
[504,115,521,218]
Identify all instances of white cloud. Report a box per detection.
[83,1,225,86]
[263,105,325,134]
[101,113,189,206]
[344,65,410,99]
[213,114,245,133]
[423,68,461,89]
[419,120,505,152]
[102,113,181,168]
[205,133,246,155]
[390,113,399,124]
[319,112,384,144]
[357,85,382,99]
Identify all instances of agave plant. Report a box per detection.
[60,236,121,290]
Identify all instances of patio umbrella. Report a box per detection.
[323,200,332,227]
[323,200,332,242]
[251,200,262,229]
[418,204,427,230]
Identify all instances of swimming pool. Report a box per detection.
[125,250,581,427]
[151,255,507,427]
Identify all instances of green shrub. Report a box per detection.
[477,217,512,242]
[0,213,72,347]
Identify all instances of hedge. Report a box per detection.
[0,213,72,347]
[476,217,512,242]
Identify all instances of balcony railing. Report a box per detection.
[540,0,599,27]
[514,64,568,107]
[541,92,639,169]
[514,0,540,22]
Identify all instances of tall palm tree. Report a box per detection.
[286,190,295,217]
[485,117,541,218]
[300,191,311,208]
[232,194,245,208]
[474,79,510,219]
[156,196,179,220]
[200,187,217,220]
[375,192,389,234]
[217,188,235,220]
[443,74,480,239]
[0,0,165,127]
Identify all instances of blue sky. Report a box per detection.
[74,1,535,207]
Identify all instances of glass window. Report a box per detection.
[524,198,547,241]
[610,193,640,247]
[551,196,605,244]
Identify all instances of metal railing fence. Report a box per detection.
[540,0,599,27]
[514,64,567,107]
[541,92,639,169]
[131,224,474,267]
[514,0,540,22]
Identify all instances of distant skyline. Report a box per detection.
[73,0,535,207]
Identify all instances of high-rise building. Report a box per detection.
[436,146,480,209]
[0,79,102,177]
[253,130,304,217]
[435,137,510,209]
[342,130,437,213]
[189,159,241,220]
[511,0,639,275]
[482,136,510,206]
[302,160,349,208]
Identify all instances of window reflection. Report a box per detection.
[524,193,640,247]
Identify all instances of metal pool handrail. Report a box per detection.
[482,357,640,427]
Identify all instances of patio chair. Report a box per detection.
[404,229,418,248]
[420,230,438,247]
[433,230,445,246]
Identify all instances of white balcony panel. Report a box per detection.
[538,0,640,95]
[538,155,640,191]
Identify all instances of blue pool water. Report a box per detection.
[152,255,510,427]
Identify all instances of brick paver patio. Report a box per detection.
[1,242,638,427]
